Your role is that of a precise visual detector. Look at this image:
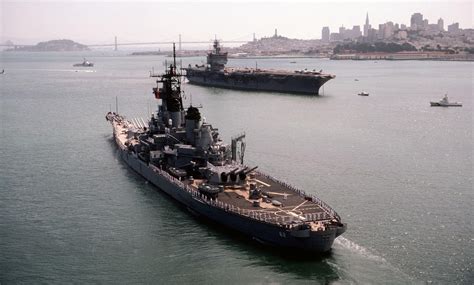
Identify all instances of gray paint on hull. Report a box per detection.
[185,70,332,95]
[117,147,339,252]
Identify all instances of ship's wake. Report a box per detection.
[332,236,415,283]
[72,69,96,73]
[8,68,96,73]
[334,236,387,263]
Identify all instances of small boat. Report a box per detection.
[358,91,369,96]
[430,94,462,107]
[354,78,359,81]
[0,69,4,74]
[73,58,94,67]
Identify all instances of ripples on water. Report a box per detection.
[0,52,472,284]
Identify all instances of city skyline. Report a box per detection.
[321,11,463,42]
[1,1,472,45]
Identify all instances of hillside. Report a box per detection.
[7,39,90,52]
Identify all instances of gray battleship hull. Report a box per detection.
[113,136,345,253]
[184,69,333,95]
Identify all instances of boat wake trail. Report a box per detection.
[10,68,96,73]
[334,236,387,263]
[333,236,415,283]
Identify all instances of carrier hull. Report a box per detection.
[184,69,334,95]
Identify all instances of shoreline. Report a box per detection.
[330,52,474,62]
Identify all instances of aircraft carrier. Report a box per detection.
[183,40,335,95]
[106,44,346,252]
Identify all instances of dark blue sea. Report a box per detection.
[0,51,472,284]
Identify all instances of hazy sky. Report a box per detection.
[1,0,472,44]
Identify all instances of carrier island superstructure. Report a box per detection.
[183,40,335,95]
[106,45,346,252]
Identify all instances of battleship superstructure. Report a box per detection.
[106,44,346,252]
[183,40,335,95]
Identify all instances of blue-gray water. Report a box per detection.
[0,51,472,284]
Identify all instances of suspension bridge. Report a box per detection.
[0,34,255,50]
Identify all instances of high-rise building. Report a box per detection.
[330,32,342,41]
[322,27,330,42]
[339,26,346,35]
[364,12,371,36]
[384,22,394,39]
[423,19,429,28]
[410,13,423,30]
[367,28,377,42]
[448,23,460,33]
[352,25,362,38]
[378,24,385,39]
[438,18,444,31]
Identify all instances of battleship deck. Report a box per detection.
[111,117,339,227]
[184,174,332,225]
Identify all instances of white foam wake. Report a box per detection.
[334,236,387,263]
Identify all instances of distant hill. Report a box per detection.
[7,39,90,52]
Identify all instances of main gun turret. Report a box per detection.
[239,166,258,180]
[220,167,239,183]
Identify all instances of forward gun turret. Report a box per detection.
[220,167,239,183]
[239,166,258,180]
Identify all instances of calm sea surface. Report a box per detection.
[0,51,472,284]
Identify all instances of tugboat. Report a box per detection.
[183,40,335,95]
[358,91,369,96]
[430,94,462,107]
[106,44,346,253]
[73,58,94,67]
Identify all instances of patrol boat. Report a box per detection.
[183,40,335,95]
[430,94,462,107]
[106,44,346,253]
[73,58,94,67]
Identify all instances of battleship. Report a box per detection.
[106,44,346,252]
[183,40,335,95]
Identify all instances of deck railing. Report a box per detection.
[147,164,340,226]
[255,170,342,222]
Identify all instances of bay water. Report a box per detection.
[0,51,472,284]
